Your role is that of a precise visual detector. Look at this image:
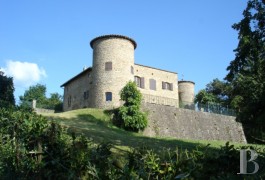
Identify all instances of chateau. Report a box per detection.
[61,35,195,111]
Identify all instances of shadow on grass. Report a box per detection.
[46,113,217,153]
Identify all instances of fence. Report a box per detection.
[179,101,236,117]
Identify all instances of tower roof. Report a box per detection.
[90,34,137,49]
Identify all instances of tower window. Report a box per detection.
[131,66,134,74]
[105,62,112,71]
[105,92,112,101]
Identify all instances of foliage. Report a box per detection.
[195,79,236,115]
[19,84,47,108]
[0,71,15,108]
[196,0,265,143]
[119,143,265,179]
[195,79,232,106]
[115,81,148,132]
[0,107,115,179]
[46,93,63,112]
[19,84,63,111]
[0,107,265,179]
[224,0,265,142]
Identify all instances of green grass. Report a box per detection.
[41,108,264,153]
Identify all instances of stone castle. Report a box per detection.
[61,34,195,111]
[60,34,247,143]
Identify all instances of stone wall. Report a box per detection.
[63,69,92,111]
[142,103,246,143]
[178,81,195,107]
[90,35,135,109]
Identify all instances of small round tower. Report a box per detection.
[90,34,137,108]
[178,81,195,109]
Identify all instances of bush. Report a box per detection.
[1,107,264,179]
[115,81,148,132]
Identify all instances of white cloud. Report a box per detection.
[1,60,47,88]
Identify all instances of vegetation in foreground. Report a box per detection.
[1,107,265,179]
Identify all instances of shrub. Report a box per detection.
[115,81,148,132]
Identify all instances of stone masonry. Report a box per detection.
[142,103,246,143]
[61,34,194,110]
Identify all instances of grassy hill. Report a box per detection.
[41,108,262,153]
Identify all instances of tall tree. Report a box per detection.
[225,0,265,142]
[0,71,15,108]
[46,93,63,111]
[19,84,47,108]
[195,79,234,115]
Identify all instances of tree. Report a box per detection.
[115,81,147,132]
[0,71,15,108]
[19,84,47,108]
[19,84,63,111]
[46,93,63,112]
[195,79,231,105]
[225,0,265,142]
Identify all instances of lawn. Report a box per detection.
[41,108,264,153]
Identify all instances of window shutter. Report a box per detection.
[105,62,112,71]
[170,83,173,91]
[140,77,145,89]
[162,81,166,89]
[149,79,156,90]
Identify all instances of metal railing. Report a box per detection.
[179,101,236,117]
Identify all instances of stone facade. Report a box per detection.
[62,68,92,111]
[142,103,246,143]
[61,34,194,111]
[178,81,195,108]
[134,64,179,107]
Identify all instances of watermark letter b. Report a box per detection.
[238,149,259,174]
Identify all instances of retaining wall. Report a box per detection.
[142,103,246,143]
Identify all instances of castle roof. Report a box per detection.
[60,67,92,87]
[90,34,137,49]
[135,63,177,74]
[178,80,195,84]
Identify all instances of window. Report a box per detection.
[105,92,112,101]
[131,66,134,74]
[134,76,145,88]
[149,79,156,90]
[68,96,71,107]
[162,82,173,91]
[84,90,89,100]
[105,62,112,71]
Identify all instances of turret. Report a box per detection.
[90,34,137,108]
[178,81,195,109]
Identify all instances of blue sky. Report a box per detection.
[0,0,247,103]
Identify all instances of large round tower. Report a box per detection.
[178,81,195,109]
[90,35,137,108]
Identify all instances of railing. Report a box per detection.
[141,94,178,107]
[179,101,236,117]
